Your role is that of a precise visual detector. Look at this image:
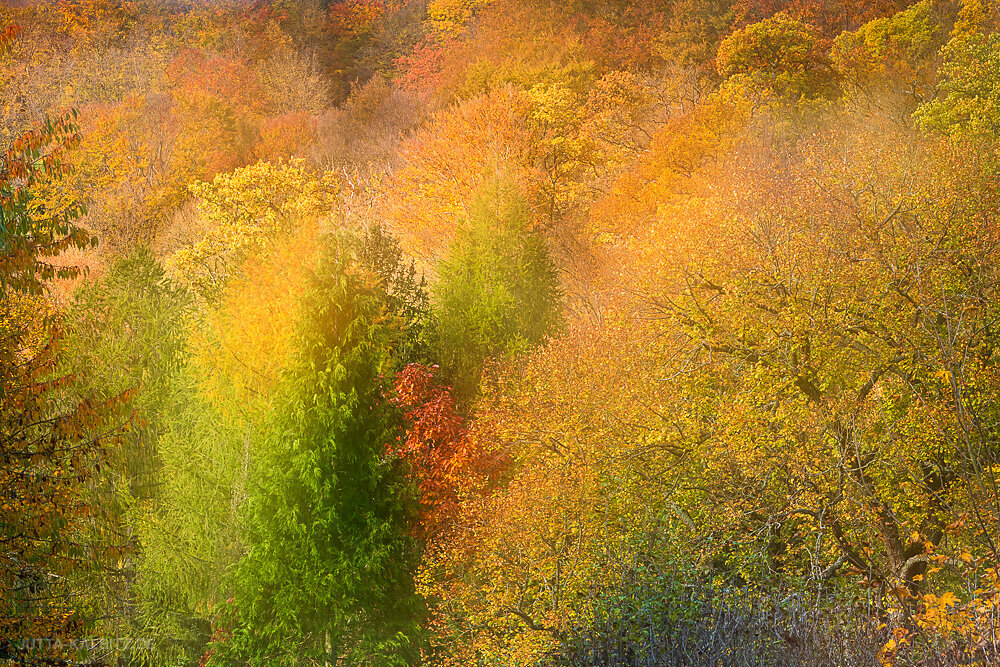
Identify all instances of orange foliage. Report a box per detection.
[327,0,392,39]
[167,50,265,115]
[381,86,535,259]
[255,112,315,161]
[573,2,672,71]
[0,23,21,52]
[388,364,505,537]
[416,312,684,665]
[587,92,744,243]
[394,38,454,97]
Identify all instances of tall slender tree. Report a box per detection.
[217,237,424,665]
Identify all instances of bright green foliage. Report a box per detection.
[62,249,190,652]
[134,228,320,665]
[915,31,1000,140]
[135,371,255,665]
[217,238,423,665]
[716,12,834,100]
[66,249,189,499]
[353,222,434,367]
[433,180,562,399]
[133,225,432,666]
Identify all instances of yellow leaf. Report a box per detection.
[940,592,959,607]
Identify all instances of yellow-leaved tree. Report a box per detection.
[166,159,339,299]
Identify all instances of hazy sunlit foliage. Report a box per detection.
[2,1,999,665]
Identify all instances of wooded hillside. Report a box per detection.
[2,0,1000,664]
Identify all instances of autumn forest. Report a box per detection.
[2,0,1000,664]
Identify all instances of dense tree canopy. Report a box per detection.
[2,1,1000,665]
